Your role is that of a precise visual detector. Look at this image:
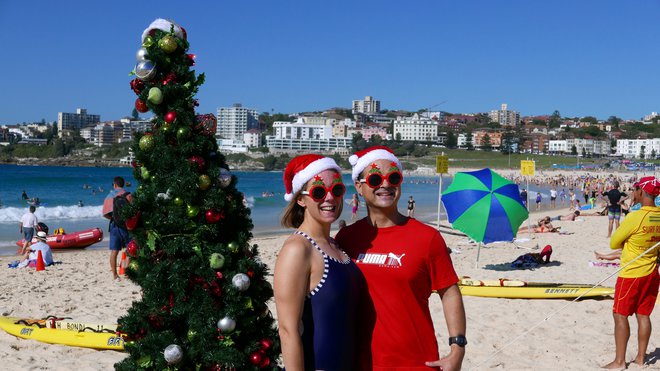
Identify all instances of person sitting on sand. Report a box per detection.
[18,231,53,268]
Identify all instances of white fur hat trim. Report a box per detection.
[349,149,402,181]
[284,157,341,202]
[142,18,185,42]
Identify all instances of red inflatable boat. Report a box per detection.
[16,228,104,250]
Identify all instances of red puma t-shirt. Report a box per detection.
[336,218,459,370]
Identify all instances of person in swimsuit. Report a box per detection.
[274,154,364,371]
[350,193,359,222]
[407,195,416,217]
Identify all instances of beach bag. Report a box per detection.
[36,222,49,235]
[112,192,131,229]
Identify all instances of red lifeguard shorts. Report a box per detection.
[613,271,660,316]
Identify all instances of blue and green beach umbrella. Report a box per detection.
[442,168,528,244]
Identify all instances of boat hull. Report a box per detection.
[16,227,104,250]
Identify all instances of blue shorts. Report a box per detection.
[608,211,621,220]
[23,227,34,241]
[109,224,129,251]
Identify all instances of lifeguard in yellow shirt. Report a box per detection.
[603,176,660,369]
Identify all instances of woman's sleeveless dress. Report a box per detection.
[296,231,363,371]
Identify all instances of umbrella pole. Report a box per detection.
[475,242,482,268]
[437,173,443,227]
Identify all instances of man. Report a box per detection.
[603,176,660,369]
[19,205,38,254]
[336,146,466,370]
[602,180,628,238]
[550,210,580,221]
[102,176,131,280]
[407,195,416,217]
[520,188,528,209]
[550,187,557,208]
[21,231,54,267]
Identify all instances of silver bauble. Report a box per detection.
[136,47,149,62]
[163,344,183,364]
[232,273,251,291]
[135,60,157,81]
[218,168,232,188]
[217,316,236,332]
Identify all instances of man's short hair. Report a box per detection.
[114,176,125,188]
[29,205,36,213]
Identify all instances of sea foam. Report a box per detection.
[0,205,103,223]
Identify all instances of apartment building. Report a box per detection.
[216,104,258,141]
[616,138,660,159]
[266,117,350,153]
[488,104,520,127]
[57,108,101,138]
[352,96,381,114]
[393,113,438,142]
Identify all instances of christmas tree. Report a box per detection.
[116,19,279,370]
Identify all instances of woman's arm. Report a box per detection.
[274,238,312,371]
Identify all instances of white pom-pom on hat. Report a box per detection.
[349,146,402,181]
[142,18,187,42]
[283,155,341,202]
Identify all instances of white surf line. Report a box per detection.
[472,240,660,370]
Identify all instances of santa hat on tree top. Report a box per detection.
[142,18,187,42]
[349,146,402,181]
[283,154,341,202]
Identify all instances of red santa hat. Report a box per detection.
[142,18,187,42]
[348,146,402,181]
[283,154,341,202]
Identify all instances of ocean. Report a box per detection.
[0,164,468,256]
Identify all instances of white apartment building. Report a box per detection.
[80,123,123,147]
[352,96,381,114]
[616,139,660,159]
[488,104,520,127]
[266,117,350,153]
[393,113,438,142]
[216,104,258,141]
[58,108,101,138]
[548,139,611,156]
[457,133,476,148]
[243,129,262,148]
[643,112,659,122]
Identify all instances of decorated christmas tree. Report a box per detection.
[116,19,280,370]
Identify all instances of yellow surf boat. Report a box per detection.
[0,316,123,351]
[458,277,615,299]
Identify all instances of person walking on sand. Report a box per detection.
[602,180,628,238]
[350,193,360,222]
[102,176,132,281]
[407,195,416,217]
[603,176,660,369]
[274,154,364,370]
[550,187,557,208]
[336,146,466,370]
[19,205,38,254]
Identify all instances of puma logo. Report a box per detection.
[387,253,405,266]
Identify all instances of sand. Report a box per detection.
[1,208,658,370]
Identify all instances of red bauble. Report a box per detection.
[125,211,141,231]
[162,72,177,85]
[260,338,273,350]
[188,156,206,172]
[135,98,149,113]
[187,54,196,66]
[205,209,223,224]
[126,240,139,257]
[249,351,262,365]
[130,78,145,95]
[165,111,177,123]
[259,356,271,368]
[216,271,223,279]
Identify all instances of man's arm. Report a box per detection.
[425,284,466,371]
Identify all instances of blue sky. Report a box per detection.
[1,0,658,124]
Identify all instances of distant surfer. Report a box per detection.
[78,200,84,207]
[21,190,28,200]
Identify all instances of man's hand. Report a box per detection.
[425,346,465,371]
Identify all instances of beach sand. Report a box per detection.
[0,208,657,370]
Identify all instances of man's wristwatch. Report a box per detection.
[448,335,467,347]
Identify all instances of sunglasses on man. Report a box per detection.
[359,171,403,189]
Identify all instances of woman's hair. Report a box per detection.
[281,192,306,228]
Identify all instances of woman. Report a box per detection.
[350,193,359,222]
[274,154,363,371]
